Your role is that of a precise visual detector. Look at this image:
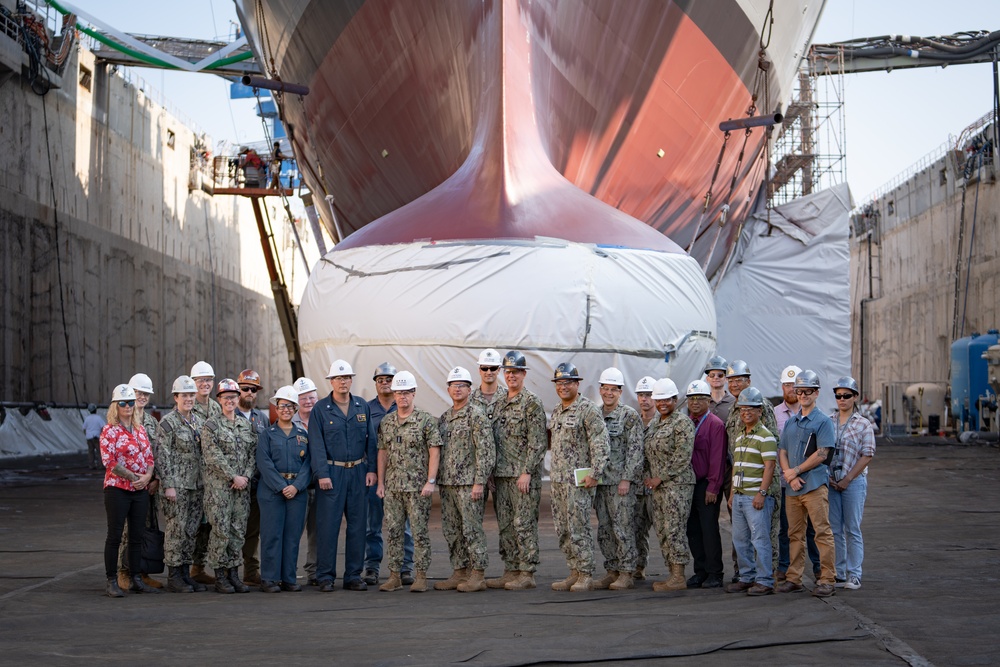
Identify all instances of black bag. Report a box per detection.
[803,432,835,467]
[140,509,165,575]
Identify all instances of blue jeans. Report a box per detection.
[364,484,413,572]
[732,493,774,587]
[828,474,867,580]
[779,487,820,574]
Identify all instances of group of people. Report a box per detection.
[97,350,874,599]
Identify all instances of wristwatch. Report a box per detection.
[757,488,768,497]
[427,478,436,485]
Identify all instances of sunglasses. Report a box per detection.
[834,393,855,400]
[276,403,296,411]
[240,386,260,393]
[117,400,135,407]
[480,366,499,372]
[795,388,816,396]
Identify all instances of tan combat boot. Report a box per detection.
[593,570,618,590]
[457,569,487,592]
[434,568,468,591]
[141,574,163,589]
[116,569,130,591]
[409,571,428,592]
[190,564,215,585]
[653,563,687,591]
[570,573,595,591]
[609,571,635,590]
[378,571,403,592]
[633,566,645,580]
[551,570,579,591]
[504,571,536,590]
[485,570,517,589]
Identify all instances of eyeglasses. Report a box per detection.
[394,389,416,395]
[795,388,816,396]
[834,393,854,400]
[117,400,135,408]
[480,366,499,372]
[276,403,296,411]
[707,372,725,379]
[554,380,577,387]
[332,376,353,382]
[687,396,710,401]
[739,406,762,412]
[240,386,260,393]
[194,378,214,384]
[375,377,392,384]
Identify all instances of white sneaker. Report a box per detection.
[844,576,861,590]
[834,578,846,588]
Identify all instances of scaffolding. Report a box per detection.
[769,53,847,206]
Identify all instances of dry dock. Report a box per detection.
[0,442,997,666]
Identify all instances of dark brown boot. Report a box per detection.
[167,566,194,593]
[228,568,250,593]
[214,568,235,594]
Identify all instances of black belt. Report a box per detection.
[327,458,364,468]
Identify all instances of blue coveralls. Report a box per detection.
[309,393,376,585]
[257,424,311,585]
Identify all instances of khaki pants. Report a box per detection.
[785,485,836,585]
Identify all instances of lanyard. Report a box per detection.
[692,413,709,437]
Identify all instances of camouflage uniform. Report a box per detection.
[470,385,507,418]
[192,397,222,565]
[596,404,643,573]
[491,388,547,573]
[201,416,257,569]
[550,396,610,576]
[378,408,442,573]
[157,409,205,567]
[726,398,781,569]
[644,411,695,566]
[633,417,656,570]
[119,411,161,571]
[438,403,496,571]
[239,408,270,578]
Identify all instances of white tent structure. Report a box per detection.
[299,239,717,414]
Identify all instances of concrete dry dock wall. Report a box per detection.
[851,150,1000,409]
[0,45,303,411]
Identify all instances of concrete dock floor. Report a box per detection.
[0,443,997,666]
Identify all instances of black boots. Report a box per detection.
[130,573,162,594]
[105,576,125,598]
[167,566,194,593]
[214,568,235,594]
[228,568,250,593]
[181,564,207,592]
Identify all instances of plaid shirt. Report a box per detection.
[831,411,876,476]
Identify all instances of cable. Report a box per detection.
[40,93,82,409]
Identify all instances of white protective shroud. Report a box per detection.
[299,239,717,415]
[714,183,853,416]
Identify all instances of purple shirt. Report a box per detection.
[689,411,727,495]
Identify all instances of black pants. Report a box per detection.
[104,486,148,578]
[686,478,723,577]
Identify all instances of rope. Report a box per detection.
[687,131,730,253]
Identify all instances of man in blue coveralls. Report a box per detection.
[309,359,377,591]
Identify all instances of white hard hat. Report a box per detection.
[270,385,300,407]
[477,348,503,366]
[634,376,656,393]
[780,365,803,385]
[446,366,473,384]
[686,379,711,397]
[326,359,355,378]
[128,373,154,395]
[293,377,317,394]
[598,367,625,387]
[190,361,215,378]
[112,384,136,402]
[391,371,417,391]
[171,375,197,393]
[651,378,679,400]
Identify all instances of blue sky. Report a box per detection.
[71,0,997,204]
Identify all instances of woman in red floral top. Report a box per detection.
[100,383,156,597]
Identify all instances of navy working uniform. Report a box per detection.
[309,393,377,586]
[239,408,270,579]
[365,398,414,578]
[257,423,311,587]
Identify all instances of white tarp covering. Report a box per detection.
[0,408,86,460]
[714,183,853,416]
[299,240,718,415]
